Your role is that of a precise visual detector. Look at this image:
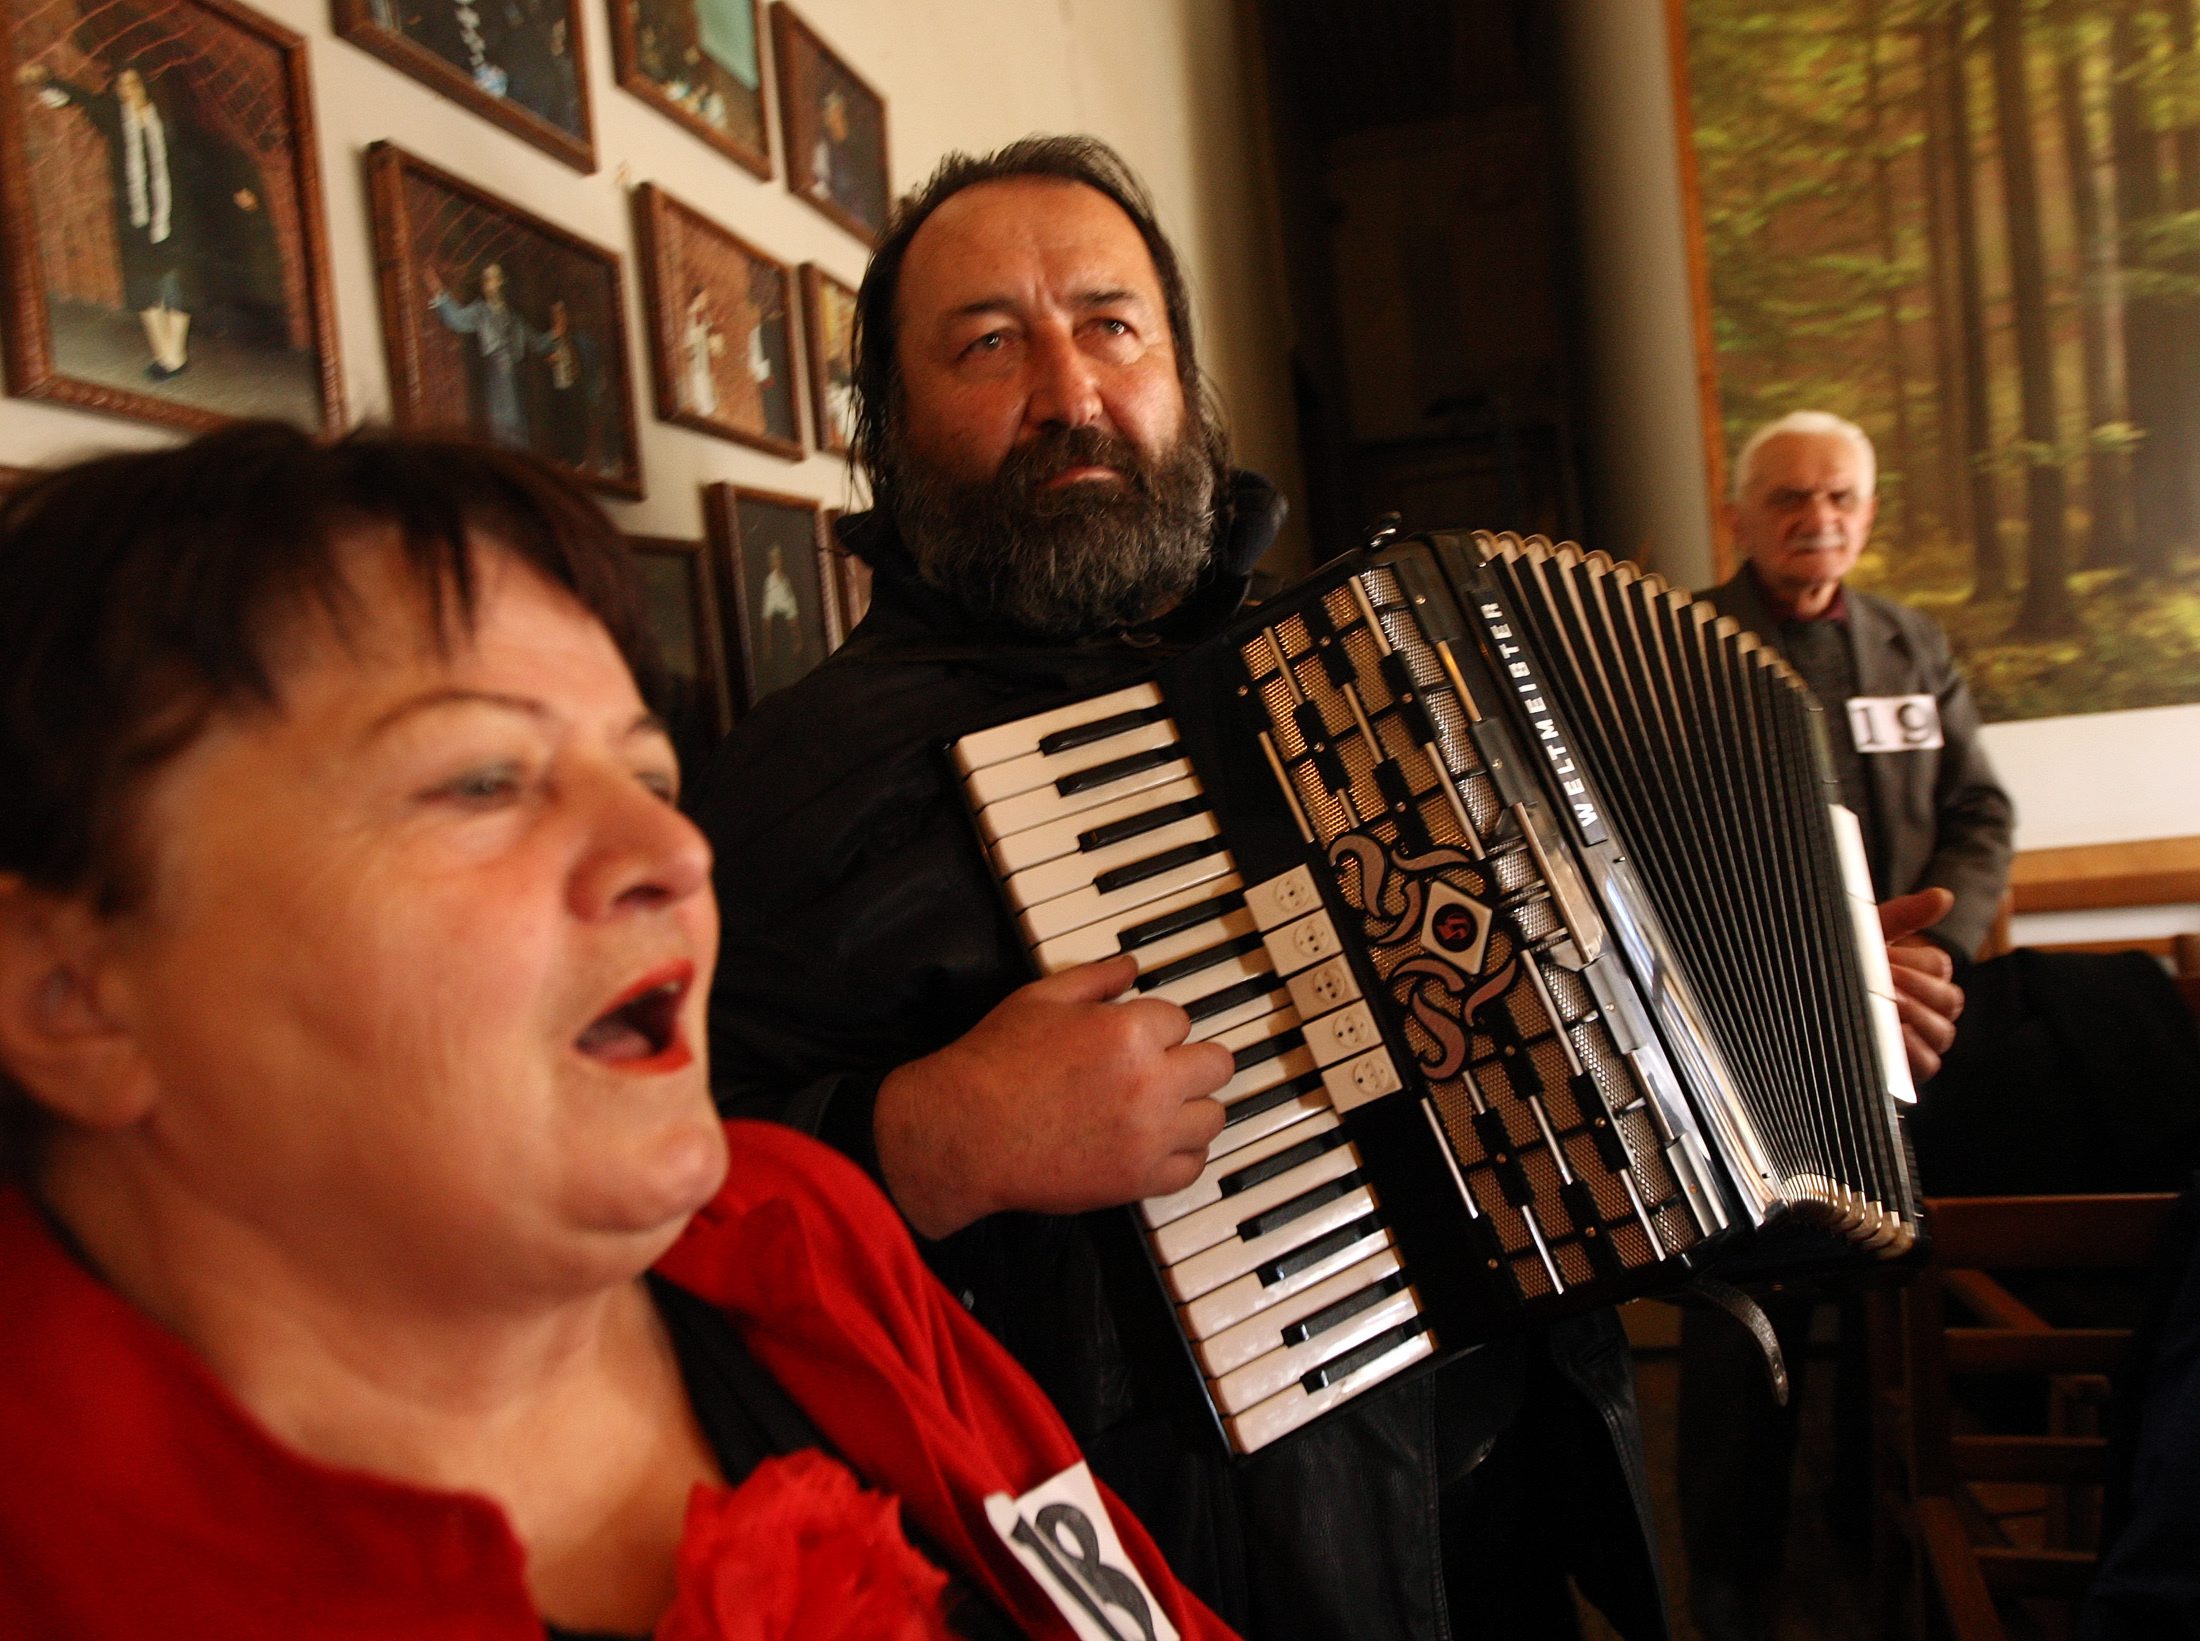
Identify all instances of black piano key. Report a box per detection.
[1472,1109,1533,1206]
[1300,1319,1428,1392]
[1222,1070,1327,1128]
[1136,931,1262,992]
[1237,1172,1364,1242]
[1118,890,1247,953]
[1232,1030,1307,1073]
[1570,1070,1633,1174]
[1184,973,1288,1025]
[1280,1272,1410,1347]
[1258,1213,1383,1285]
[1380,654,1438,746]
[1077,796,1209,853]
[1220,1127,1351,1198]
[1036,704,1170,755]
[1055,745,1180,797]
[1561,1180,1624,1279]
[1092,836,1228,895]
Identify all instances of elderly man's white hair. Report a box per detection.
[1732,411,1877,501]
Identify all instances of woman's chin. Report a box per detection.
[571,1112,731,1245]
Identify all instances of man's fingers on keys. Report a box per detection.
[1168,1037,1236,1099]
[1042,951,1142,1003]
[1888,952,1963,1027]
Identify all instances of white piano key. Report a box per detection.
[1300,1002,1384,1067]
[975,755,1197,848]
[1004,813,1224,912]
[1871,992,1919,1107]
[1261,910,1344,977]
[1188,990,1292,1045]
[1150,1141,1363,1265]
[1284,955,1361,1017]
[1209,1084,1332,1160]
[965,719,1180,809]
[1128,903,1260,977]
[1141,947,1274,1010]
[1212,1284,1424,1414]
[988,776,1208,875]
[951,683,1164,774]
[1215,1042,1318,1108]
[1193,1247,1406,1376]
[1163,1180,1382,1304]
[1243,866,1324,931]
[1224,1329,1436,1454]
[1140,1109,1343,1229]
[1015,849,1236,946]
[1029,876,1244,974]
[1177,1216,1393,1336]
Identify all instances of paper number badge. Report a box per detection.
[1846,693,1944,754]
[984,1462,1180,1641]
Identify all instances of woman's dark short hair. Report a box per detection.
[849,134,1229,511]
[0,423,651,1171]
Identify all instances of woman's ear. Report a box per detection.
[0,876,157,1131]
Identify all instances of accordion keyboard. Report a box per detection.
[954,685,1437,1452]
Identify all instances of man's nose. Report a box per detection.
[1025,324,1102,430]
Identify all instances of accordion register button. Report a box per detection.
[1261,910,1342,976]
[1243,866,1322,930]
[1284,955,1360,1017]
[1300,1002,1381,1066]
[1323,1049,1402,1112]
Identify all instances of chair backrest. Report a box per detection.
[1878,1194,2181,1641]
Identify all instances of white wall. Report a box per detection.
[0,0,1303,551]
[1557,0,2199,912]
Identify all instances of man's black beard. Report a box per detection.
[889,423,1216,639]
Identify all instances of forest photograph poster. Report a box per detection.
[1676,0,2200,723]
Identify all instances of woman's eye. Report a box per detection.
[428,763,526,805]
[638,767,679,804]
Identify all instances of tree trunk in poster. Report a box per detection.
[1865,0,1918,546]
[1989,0,2077,635]
[1921,19,1973,542]
[2055,0,2134,567]
[1943,3,2006,597]
[2110,0,2180,575]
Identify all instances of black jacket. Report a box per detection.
[1699,572,2014,959]
[693,479,1668,1640]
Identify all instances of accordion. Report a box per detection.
[949,531,1923,1455]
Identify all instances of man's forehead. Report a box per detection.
[1751,432,1865,491]
[896,177,1166,320]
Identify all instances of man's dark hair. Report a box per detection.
[0,422,653,1173]
[849,134,1229,512]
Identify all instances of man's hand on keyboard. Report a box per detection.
[873,954,1234,1240]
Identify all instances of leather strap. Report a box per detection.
[1691,1277,1790,1407]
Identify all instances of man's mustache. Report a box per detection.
[998,426,1152,497]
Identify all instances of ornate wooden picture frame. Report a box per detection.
[627,531,734,757]
[633,182,800,457]
[366,141,642,498]
[703,480,838,710]
[799,260,855,456]
[0,0,344,434]
[770,3,886,245]
[333,0,594,172]
[822,505,870,635]
[607,0,768,177]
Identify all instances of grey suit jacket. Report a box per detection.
[1701,571,2015,958]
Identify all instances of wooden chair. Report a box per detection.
[1871,1193,2181,1641]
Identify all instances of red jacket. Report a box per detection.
[0,1121,1235,1640]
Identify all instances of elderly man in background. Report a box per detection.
[1681,410,2014,1641]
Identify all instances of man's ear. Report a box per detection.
[0,876,157,1131]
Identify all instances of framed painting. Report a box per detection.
[366,142,641,498]
[627,532,734,762]
[703,481,837,709]
[608,0,767,177]
[800,261,854,455]
[0,0,343,433]
[333,0,593,172]
[633,182,800,456]
[771,3,886,244]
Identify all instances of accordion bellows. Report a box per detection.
[951,531,1923,1455]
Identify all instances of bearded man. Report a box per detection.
[693,141,1959,1641]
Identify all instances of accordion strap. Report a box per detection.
[1690,1278,1791,1408]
